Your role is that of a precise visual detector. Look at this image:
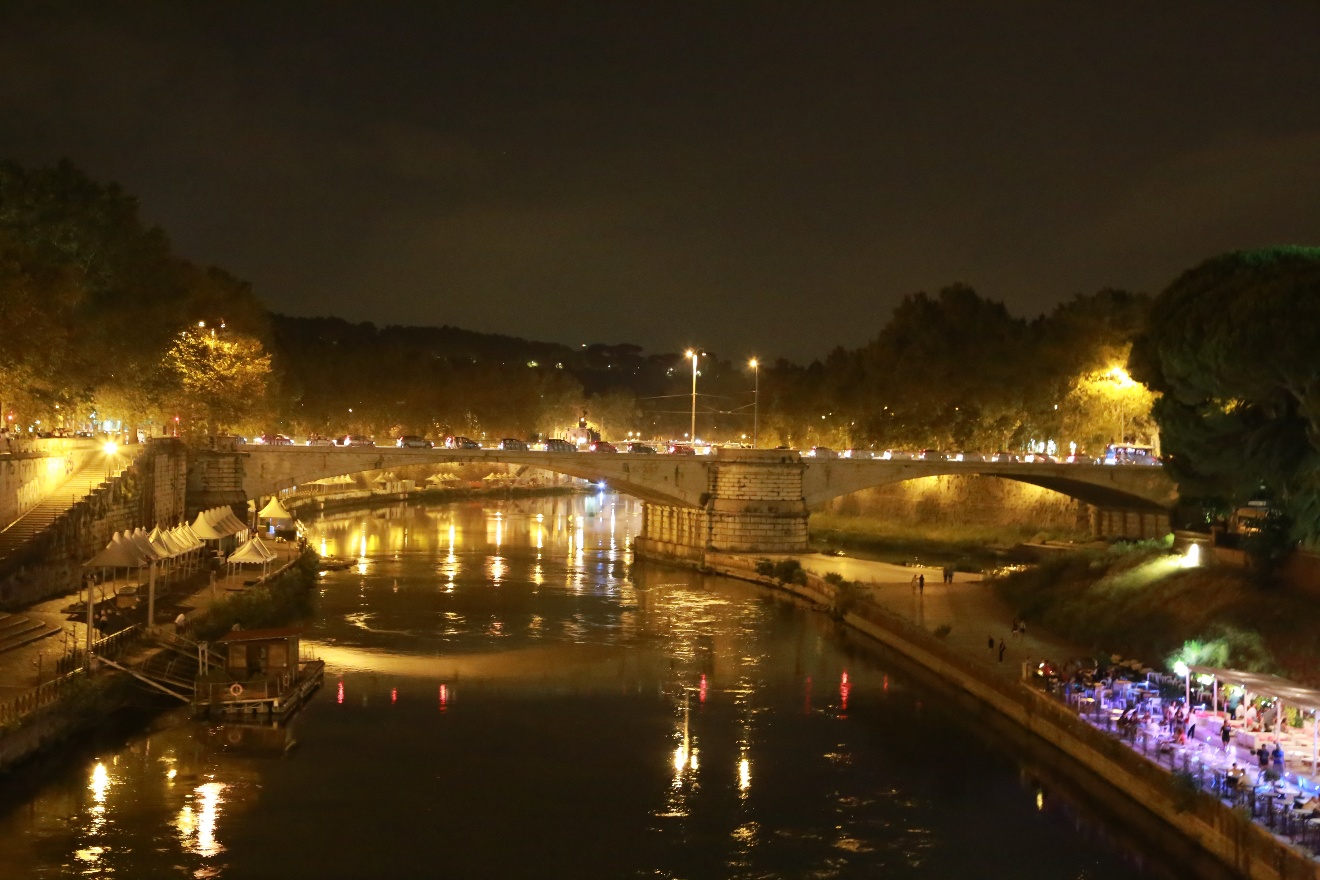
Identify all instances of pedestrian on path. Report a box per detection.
[1221,722,1233,751]
[918,574,924,594]
[988,635,995,652]
[998,639,1006,662]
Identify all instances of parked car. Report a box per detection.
[590,441,618,453]
[544,438,577,453]
[337,434,375,447]
[807,446,837,459]
[499,438,529,451]
[666,443,695,455]
[623,442,656,454]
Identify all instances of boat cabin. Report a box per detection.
[216,627,301,680]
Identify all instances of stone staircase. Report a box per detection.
[0,447,141,564]
[0,611,60,653]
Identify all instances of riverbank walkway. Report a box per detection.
[0,537,302,705]
[791,552,1320,859]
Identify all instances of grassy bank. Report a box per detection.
[190,550,321,642]
[993,543,1320,683]
[809,511,1086,569]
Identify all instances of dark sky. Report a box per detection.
[3,2,1319,361]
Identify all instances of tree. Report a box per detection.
[1130,247,1320,543]
[166,325,273,434]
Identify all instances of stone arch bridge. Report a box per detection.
[233,446,1176,556]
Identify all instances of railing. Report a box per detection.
[56,625,142,676]
[0,669,84,726]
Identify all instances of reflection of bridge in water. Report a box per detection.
[238,446,1177,554]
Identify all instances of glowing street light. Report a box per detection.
[749,357,760,449]
[686,349,699,443]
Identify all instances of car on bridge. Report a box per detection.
[666,443,695,455]
[257,433,294,445]
[337,434,375,447]
[499,438,529,451]
[305,435,334,446]
[589,441,617,453]
[623,442,656,454]
[839,449,872,459]
[396,435,432,448]
[445,436,481,449]
[544,438,576,452]
[807,446,837,459]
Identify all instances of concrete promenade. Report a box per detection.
[792,554,1086,678]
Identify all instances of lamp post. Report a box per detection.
[686,349,699,443]
[749,358,759,449]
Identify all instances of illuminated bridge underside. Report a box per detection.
[241,448,1177,552]
[799,460,1177,512]
[243,447,711,507]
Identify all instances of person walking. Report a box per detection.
[918,574,924,595]
[998,639,1006,663]
[1221,721,1233,751]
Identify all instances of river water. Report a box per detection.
[0,494,1195,879]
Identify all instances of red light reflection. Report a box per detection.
[337,679,344,705]
[391,687,398,705]
[439,683,449,712]
[840,670,851,711]
[699,674,707,704]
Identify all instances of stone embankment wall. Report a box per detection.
[0,440,188,609]
[815,474,1088,532]
[0,439,100,528]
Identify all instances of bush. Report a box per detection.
[772,558,804,584]
[823,572,845,586]
[191,550,320,641]
[932,623,953,638]
[754,559,775,577]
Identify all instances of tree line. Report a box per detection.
[1,160,1314,542]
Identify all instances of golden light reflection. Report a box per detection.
[738,757,751,793]
[177,781,227,857]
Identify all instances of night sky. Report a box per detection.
[3,2,1319,361]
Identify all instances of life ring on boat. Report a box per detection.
[229,683,244,697]
[226,730,242,745]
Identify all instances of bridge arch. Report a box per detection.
[242,447,714,508]
[800,460,1176,512]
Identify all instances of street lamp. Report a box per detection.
[748,358,759,449]
[687,349,700,441]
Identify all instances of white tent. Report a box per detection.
[190,510,226,541]
[258,497,294,521]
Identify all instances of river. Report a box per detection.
[0,493,1197,878]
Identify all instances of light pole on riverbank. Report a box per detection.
[687,349,699,442]
[749,357,759,449]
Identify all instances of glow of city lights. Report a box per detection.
[102,440,118,455]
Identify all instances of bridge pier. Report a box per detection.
[634,450,809,559]
[1086,506,1171,540]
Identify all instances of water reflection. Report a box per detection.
[0,495,1198,880]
